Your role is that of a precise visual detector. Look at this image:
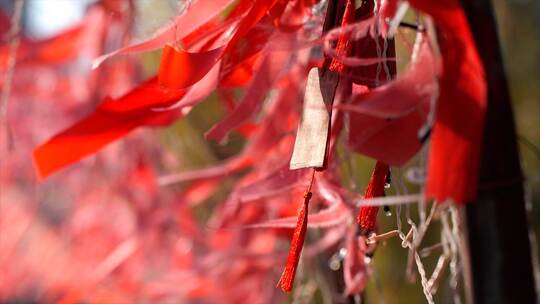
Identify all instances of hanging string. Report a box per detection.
[1,0,25,150]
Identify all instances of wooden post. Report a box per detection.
[461,0,538,303]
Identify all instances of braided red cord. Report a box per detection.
[358,161,389,234]
[329,0,356,73]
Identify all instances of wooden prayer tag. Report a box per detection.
[290,68,337,169]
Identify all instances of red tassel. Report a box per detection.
[358,161,389,233]
[277,170,315,292]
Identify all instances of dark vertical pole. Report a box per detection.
[461,0,537,303]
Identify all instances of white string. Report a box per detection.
[354,194,422,207]
[387,1,410,38]
[374,24,382,86]
[413,250,435,304]
[449,206,463,304]
[397,218,435,304]
[427,254,448,294]
[440,206,463,304]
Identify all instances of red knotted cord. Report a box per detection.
[358,161,389,233]
[328,0,356,74]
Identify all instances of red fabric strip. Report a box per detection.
[32,77,186,179]
[411,1,487,203]
[158,46,224,90]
